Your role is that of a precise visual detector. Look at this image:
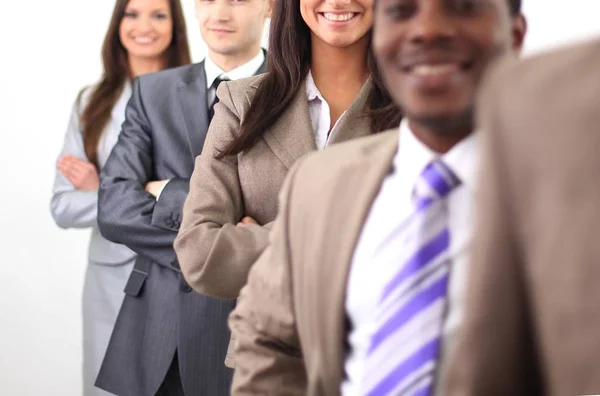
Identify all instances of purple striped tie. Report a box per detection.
[361,159,460,396]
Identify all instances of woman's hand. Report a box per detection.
[237,216,259,226]
[58,154,99,191]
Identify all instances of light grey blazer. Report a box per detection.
[51,83,137,396]
[51,84,136,265]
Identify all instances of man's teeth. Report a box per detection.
[134,37,154,44]
[323,12,355,22]
[412,64,458,76]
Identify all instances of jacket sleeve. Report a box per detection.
[50,89,99,229]
[443,63,543,396]
[97,77,187,269]
[229,165,306,395]
[174,82,271,298]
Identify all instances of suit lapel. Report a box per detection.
[176,62,210,158]
[260,77,374,170]
[328,77,373,145]
[178,57,268,159]
[317,132,400,393]
[260,79,318,169]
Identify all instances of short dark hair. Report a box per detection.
[373,0,522,16]
[509,0,522,15]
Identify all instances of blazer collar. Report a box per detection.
[314,131,400,393]
[260,78,317,169]
[176,61,210,158]
[177,57,267,158]
[329,76,372,145]
[260,76,374,170]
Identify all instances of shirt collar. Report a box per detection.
[395,119,479,192]
[204,50,265,89]
[443,126,479,191]
[305,70,323,102]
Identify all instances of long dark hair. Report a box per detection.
[216,0,401,158]
[80,0,191,167]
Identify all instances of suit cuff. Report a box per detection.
[156,179,171,201]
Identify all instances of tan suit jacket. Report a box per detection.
[443,39,600,396]
[175,74,374,300]
[229,131,404,395]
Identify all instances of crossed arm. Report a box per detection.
[174,82,272,298]
[97,78,190,268]
[229,167,307,395]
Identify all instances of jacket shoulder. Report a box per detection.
[225,73,267,94]
[287,130,398,200]
[211,74,268,121]
[277,130,397,233]
[219,74,267,106]
[136,63,203,89]
[299,130,397,174]
[485,39,600,104]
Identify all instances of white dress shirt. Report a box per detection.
[341,119,479,396]
[305,70,348,150]
[155,50,265,200]
[204,49,265,105]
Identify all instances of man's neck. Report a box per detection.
[208,45,262,72]
[128,55,165,78]
[408,119,474,154]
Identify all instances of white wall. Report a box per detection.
[0,1,598,395]
[522,1,600,56]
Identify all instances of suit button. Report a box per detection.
[180,278,192,293]
[170,260,180,270]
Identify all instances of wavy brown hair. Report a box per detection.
[80,0,191,167]
[216,0,402,158]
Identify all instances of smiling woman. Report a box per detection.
[79,0,190,168]
[49,1,190,395]
[300,0,374,47]
[119,0,175,65]
[174,0,403,310]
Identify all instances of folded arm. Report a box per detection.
[51,92,99,229]
[229,169,307,395]
[98,78,188,269]
[175,83,271,298]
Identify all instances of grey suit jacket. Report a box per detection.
[95,60,266,396]
[175,75,375,301]
[51,83,136,265]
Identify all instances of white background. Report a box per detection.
[0,1,599,395]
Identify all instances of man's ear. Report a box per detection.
[512,14,528,54]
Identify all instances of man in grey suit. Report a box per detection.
[95,1,272,395]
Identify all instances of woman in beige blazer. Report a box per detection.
[174,0,401,301]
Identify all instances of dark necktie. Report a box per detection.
[208,76,230,121]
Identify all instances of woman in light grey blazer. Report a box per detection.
[51,0,190,394]
[175,0,402,302]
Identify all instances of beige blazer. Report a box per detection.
[175,74,374,301]
[443,39,600,396]
[229,131,402,395]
